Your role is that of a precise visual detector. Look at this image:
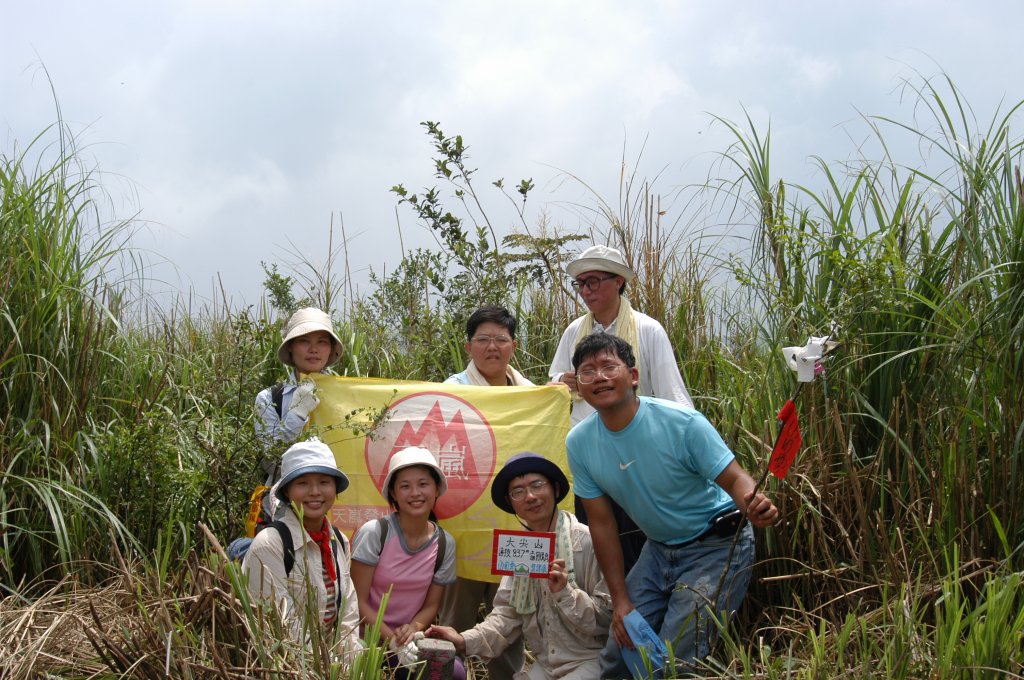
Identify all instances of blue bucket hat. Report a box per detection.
[491,452,569,514]
[275,439,350,502]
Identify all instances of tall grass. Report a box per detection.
[2,72,1022,676]
[0,127,278,590]
[0,125,139,588]
[684,74,1024,675]
[0,526,394,678]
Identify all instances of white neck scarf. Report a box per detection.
[463,360,533,387]
[509,510,576,615]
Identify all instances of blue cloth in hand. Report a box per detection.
[620,609,669,678]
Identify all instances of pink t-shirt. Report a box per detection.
[351,515,456,630]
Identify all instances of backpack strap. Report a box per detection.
[268,520,295,576]
[271,521,348,579]
[434,527,446,577]
[331,525,348,558]
[376,516,389,553]
[376,515,446,577]
[270,382,286,419]
[330,525,347,612]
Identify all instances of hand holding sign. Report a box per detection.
[547,557,568,593]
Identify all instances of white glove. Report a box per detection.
[289,380,320,420]
[391,632,423,667]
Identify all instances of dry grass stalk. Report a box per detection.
[0,549,314,679]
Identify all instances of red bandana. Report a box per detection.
[307,519,336,585]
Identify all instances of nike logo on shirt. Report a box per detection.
[619,460,637,471]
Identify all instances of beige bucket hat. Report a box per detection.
[276,307,344,367]
[565,244,636,282]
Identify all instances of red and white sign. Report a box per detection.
[491,529,555,578]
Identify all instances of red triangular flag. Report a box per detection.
[768,400,801,479]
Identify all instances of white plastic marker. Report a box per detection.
[782,335,840,383]
[707,329,840,654]
[767,330,839,480]
[768,332,839,479]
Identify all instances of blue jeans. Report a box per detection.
[600,524,755,678]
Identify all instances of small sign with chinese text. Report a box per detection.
[491,529,555,578]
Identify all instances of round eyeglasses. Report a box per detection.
[508,478,550,501]
[576,364,626,384]
[470,334,513,347]
[570,274,617,292]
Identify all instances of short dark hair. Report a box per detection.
[466,306,517,340]
[571,332,636,371]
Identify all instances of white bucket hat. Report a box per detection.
[565,244,636,282]
[381,446,448,500]
[275,439,350,502]
[277,307,344,367]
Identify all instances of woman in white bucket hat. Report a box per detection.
[242,308,345,533]
[350,447,465,679]
[242,439,361,659]
[255,307,344,446]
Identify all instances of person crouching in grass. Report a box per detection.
[351,447,465,679]
[427,452,612,679]
[242,439,361,662]
[567,333,779,677]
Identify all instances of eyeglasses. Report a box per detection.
[470,334,513,347]
[508,479,550,501]
[576,364,626,384]
[571,274,618,292]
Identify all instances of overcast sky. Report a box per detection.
[4,1,1022,309]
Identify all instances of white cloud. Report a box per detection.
[3,0,1023,305]
[793,56,842,91]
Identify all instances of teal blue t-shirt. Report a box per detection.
[567,397,736,544]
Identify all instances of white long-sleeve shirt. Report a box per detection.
[548,310,693,425]
[254,381,307,446]
[242,509,362,660]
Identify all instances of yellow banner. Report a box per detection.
[308,375,573,582]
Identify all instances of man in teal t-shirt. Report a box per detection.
[566,333,780,678]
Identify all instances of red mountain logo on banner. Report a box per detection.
[365,391,497,518]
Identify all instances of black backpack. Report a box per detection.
[270,381,286,419]
[266,520,348,577]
